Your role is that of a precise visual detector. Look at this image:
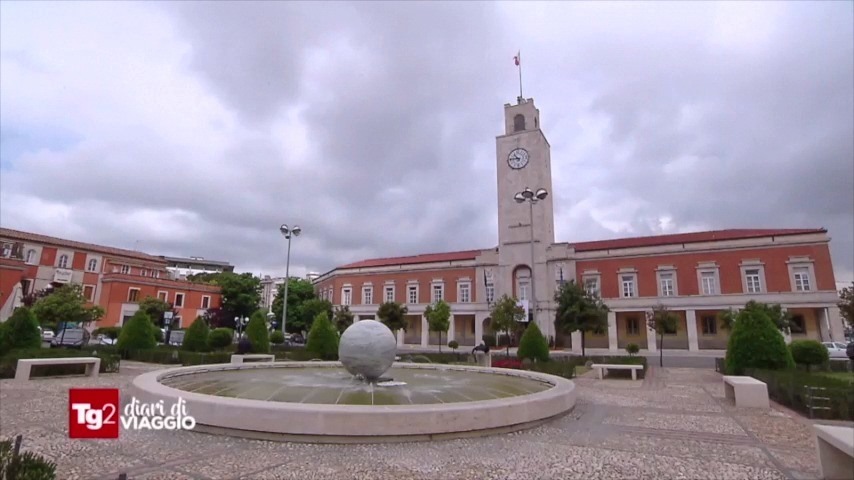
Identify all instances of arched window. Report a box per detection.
[58,254,69,269]
[513,114,526,132]
[87,259,98,272]
[26,249,36,264]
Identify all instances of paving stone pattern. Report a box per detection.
[0,362,832,480]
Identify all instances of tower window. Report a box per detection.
[513,114,525,132]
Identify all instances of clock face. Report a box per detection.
[507,148,529,169]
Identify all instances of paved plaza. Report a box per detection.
[0,361,837,480]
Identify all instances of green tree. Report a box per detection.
[270,330,285,345]
[31,284,104,329]
[424,300,451,352]
[718,301,793,334]
[838,282,854,329]
[646,304,680,367]
[517,321,550,363]
[208,328,233,350]
[116,311,157,354]
[489,295,525,356]
[0,307,42,354]
[725,304,795,375]
[246,310,270,353]
[137,296,172,325]
[377,302,409,334]
[789,339,829,371]
[186,272,223,284]
[216,272,262,319]
[333,305,355,334]
[553,280,609,357]
[298,298,333,333]
[182,316,211,352]
[271,278,316,333]
[305,312,339,360]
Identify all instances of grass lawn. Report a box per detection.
[816,371,854,383]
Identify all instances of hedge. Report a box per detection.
[0,348,120,379]
[746,368,854,421]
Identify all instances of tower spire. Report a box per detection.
[514,50,523,103]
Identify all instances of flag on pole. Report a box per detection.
[513,51,521,66]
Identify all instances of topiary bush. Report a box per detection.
[788,339,829,371]
[517,322,550,363]
[208,328,233,350]
[448,340,459,351]
[0,307,42,355]
[246,311,270,354]
[725,305,795,375]
[625,343,640,356]
[270,330,285,345]
[116,311,157,355]
[181,317,211,352]
[305,312,338,360]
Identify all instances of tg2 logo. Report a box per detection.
[69,388,120,439]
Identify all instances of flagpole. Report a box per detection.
[517,51,523,102]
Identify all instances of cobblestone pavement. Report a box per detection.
[0,362,834,480]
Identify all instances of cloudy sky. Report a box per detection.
[1,1,852,285]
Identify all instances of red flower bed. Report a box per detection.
[492,358,523,369]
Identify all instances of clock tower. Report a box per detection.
[495,98,555,327]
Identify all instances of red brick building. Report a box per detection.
[0,228,221,329]
[314,98,845,351]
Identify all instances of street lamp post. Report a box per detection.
[514,187,548,323]
[279,224,301,336]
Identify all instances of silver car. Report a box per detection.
[822,342,849,359]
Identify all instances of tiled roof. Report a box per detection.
[337,249,483,269]
[570,228,826,252]
[0,228,166,263]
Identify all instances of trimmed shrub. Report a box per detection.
[789,339,829,371]
[517,322,549,363]
[625,343,640,356]
[0,307,42,355]
[270,330,285,345]
[181,317,211,353]
[448,340,459,351]
[246,311,270,354]
[747,368,854,421]
[116,311,157,354]
[0,348,120,379]
[305,312,338,360]
[725,305,794,375]
[208,328,233,350]
[0,437,58,480]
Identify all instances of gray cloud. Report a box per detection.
[1,1,851,284]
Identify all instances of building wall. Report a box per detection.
[315,266,477,307]
[99,274,221,328]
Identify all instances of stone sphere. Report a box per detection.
[338,320,397,380]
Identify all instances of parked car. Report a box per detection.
[51,328,91,349]
[821,342,849,359]
[97,335,117,346]
[41,329,55,342]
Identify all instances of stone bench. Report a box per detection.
[15,357,100,382]
[722,375,769,409]
[813,424,854,480]
[591,363,643,380]
[230,354,275,365]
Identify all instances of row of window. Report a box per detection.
[126,289,211,309]
[616,313,809,337]
[582,263,815,299]
[26,249,166,279]
[320,282,474,306]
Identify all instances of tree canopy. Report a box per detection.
[718,301,793,333]
[137,296,172,324]
[333,305,355,334]
[489,294,525,356]
[271,278,316,333]
[31,284,104,329]
[645,304,680,367]
[839,282,854,329]
[377,302,408,333]
[553,280,608,357]
[425,300,451,352]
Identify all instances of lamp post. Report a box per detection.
[514,187,548,323]
[279,224,301,336]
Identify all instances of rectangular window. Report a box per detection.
[384,286,395,303]
[486,283,495,304]
[201,296,211,309]
[459,283,471,303]
[626,317,640,335]
[140,269,147,277]
[432,284,444,303]
[702,316,717,335]
[174,293,185,308]
[745,269,762,293]
[128,288,140,303]
[518,281,529,301]
[83,285,95,302]
[120,265,130,274]
[157,291,168,302]
[362,287,373,305]
[793,267,811,291]
[343,288,352,306]
[790,315,806,333]
[408,285,418,304]
[583,277,600,297]
[621,275,635,298]
[659,273,674,297]
[701,272,717,295]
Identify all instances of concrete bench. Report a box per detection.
[722,375,769,409]
[231,354,275,365]
[591,363,644,380]
[813,424,854,480]
[15,357,100,382]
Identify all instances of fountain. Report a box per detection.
[131,321,576,443]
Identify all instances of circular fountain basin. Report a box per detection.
[131,361,576,443]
